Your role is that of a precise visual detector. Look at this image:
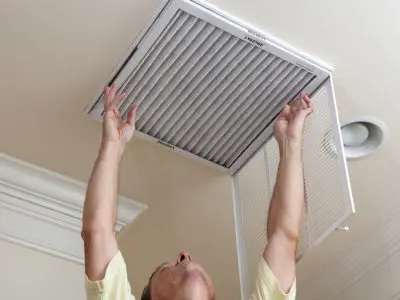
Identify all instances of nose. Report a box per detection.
[177,251,192,264]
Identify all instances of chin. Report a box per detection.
[184,269,205,281]
[179,276,210,299]
[182,267,214,298]
[177,262,214,297]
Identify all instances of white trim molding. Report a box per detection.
[0,153,147,264]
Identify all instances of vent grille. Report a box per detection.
[234,81,354,298]
[88,6,320,171]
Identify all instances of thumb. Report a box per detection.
[301,106,313,118]
[127,105,138,125]
[293,110,309,127]
[121,124,136,143]
[120,106,138,143]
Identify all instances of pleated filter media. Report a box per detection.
[86,0,329,174]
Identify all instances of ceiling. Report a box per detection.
[1,0,399,299]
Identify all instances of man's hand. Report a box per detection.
[102,83,138,153]
[274,92,313,150]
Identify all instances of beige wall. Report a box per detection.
[0,241,85,300]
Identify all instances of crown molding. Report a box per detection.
[0,153,147,264]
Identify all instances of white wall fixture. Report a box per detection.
[340,117,387,159]
[86,0,331,175]
[0,153,147,264]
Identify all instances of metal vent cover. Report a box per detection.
[86,0,330,174]
[233,79,355,299]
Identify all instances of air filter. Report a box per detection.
[86,0,330,174]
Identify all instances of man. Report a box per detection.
[82,83,313,300]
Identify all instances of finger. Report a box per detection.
[299,106,313,119]
[104,86,110,97]
[110,91,126,107]
[294,98,303,109]
[126,105,138,125]
[109,82,118,100]
[118,92,126,101]
[116,92,126,105]
[305,106,313,117]
[301,92,312,106]
[277,104,290,119]
[290,100,302,118]
[290,96,303,108]
[104,86,111,108]
[303,96,313,113]
[113,107,123,126]
[293,97,308,113]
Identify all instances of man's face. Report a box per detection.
[149,251,215,300]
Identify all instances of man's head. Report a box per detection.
[141,251,215,300]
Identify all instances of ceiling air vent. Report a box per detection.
[86,0,330,174]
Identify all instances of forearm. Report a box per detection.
[83,142,121,233]
[267,141,304,241]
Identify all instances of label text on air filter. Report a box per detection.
[157,140,176,150]
[244,36,264,47]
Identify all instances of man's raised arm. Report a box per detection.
[263,93,313,292]
[81,84,137,281]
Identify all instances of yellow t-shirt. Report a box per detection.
[85,251,296,300]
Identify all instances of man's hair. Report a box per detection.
[141,283,151,300]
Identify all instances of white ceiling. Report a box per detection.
[1,0,399,299]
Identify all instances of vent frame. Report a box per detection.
[85,0,332,175]
[232,78,355,299]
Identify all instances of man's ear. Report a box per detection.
[140,283,152,300]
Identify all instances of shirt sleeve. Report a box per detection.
[251,257,296,300]
[85,251,135,300]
